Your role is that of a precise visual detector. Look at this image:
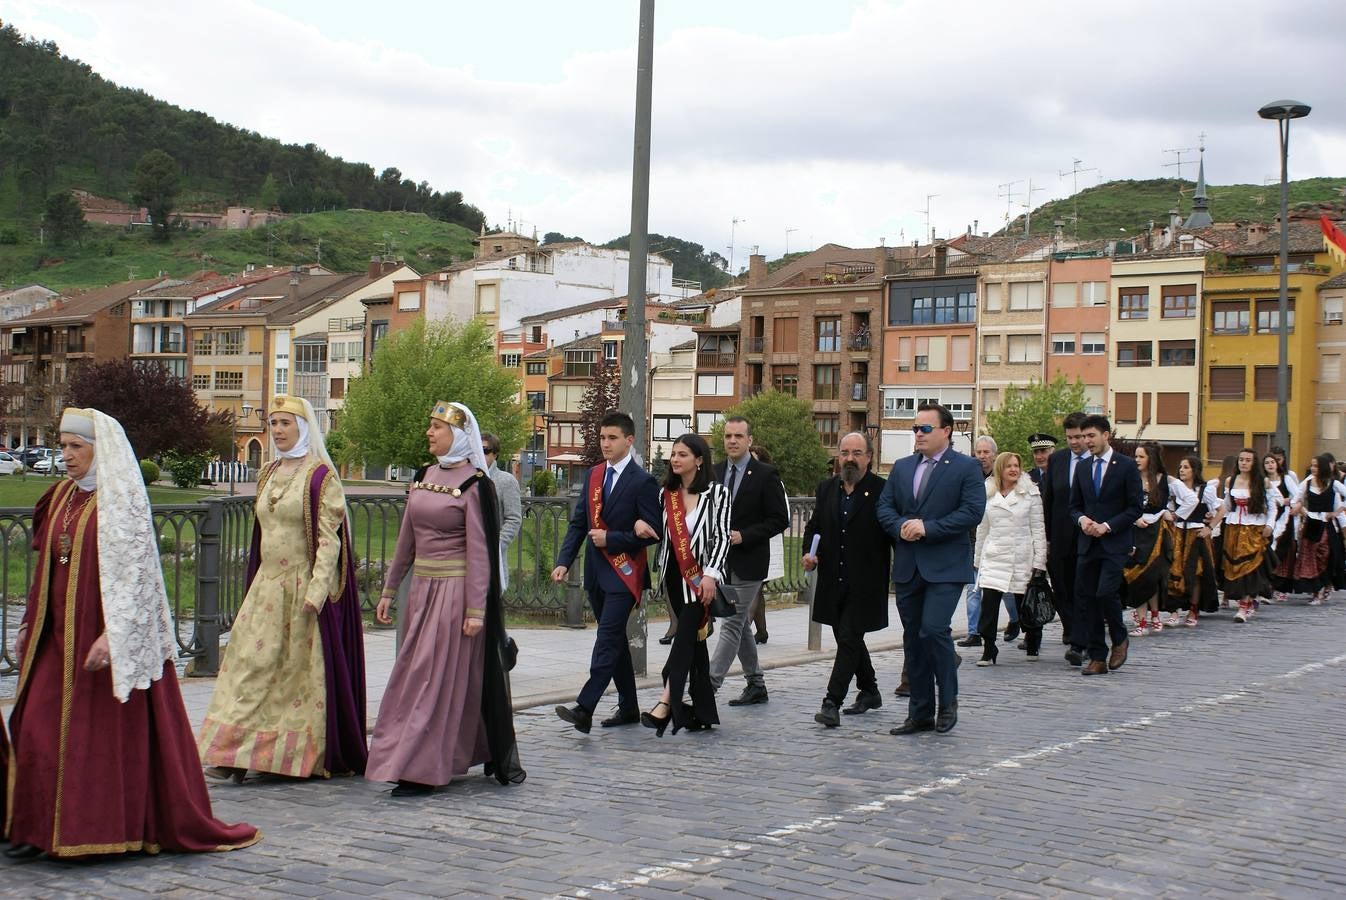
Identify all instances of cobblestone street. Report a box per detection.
[4,598,1346,898]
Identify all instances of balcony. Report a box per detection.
[849,333,872,351]
[850,383,868,402]
[327,316,364,332]
[133,339,185,354]
[696,351,737,369]
[745,336,765,354]
[1116,358,1153,368]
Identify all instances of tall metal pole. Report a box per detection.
[619,0,654,462]
[1273,117,1291,458]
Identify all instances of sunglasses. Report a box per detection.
[911,424,937,434]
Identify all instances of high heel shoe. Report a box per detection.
[640,700,671,737]
[976,645,998,667]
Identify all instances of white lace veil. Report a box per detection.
[437,402,488,472]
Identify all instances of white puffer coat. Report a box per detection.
[975,476,1047,594]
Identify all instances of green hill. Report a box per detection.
[0,210,477,291]
[1006,177,1346,240]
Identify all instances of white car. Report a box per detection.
[32,455,67,475]
[0,452,20,475]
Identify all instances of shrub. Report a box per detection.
[140,459,160,484]
[162,450,211,489]
[0,227,19,245]
[528,469,557,497]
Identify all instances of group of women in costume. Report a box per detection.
[1121,443,1343,634]
[3,397,522,861]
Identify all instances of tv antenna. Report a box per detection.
[997,181,1021,231]
[1058,159,1098,236]
[918,194,939,244]
[1021,179,1046,235]
[784,226,798,256]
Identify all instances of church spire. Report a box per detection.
[1184,147,1213,228]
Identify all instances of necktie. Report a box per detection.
[603,465,615,499]
[914,457,932,500]
[1093,457,1104,493]
[726,463,739,501]
[1070,452,1087,486]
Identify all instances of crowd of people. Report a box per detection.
[3,397,1338,861]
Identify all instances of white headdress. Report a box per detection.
[268,395,335,469]
[430,400,488,472]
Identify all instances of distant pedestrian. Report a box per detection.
[1290,454,1343,605]
[1040,412,1090,665]
[959,434,1020,649]
[974,451,1047,664]
[1216,448,1282,624]
[1265,453,1298,601]
[878,403,986,735]
[1123,442,1195,634]
[1210,454,1239,607]
[803,432,892,727]
[1169,455,1219,626]
[481,432,523,591]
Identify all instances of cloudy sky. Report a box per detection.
[6,0,1345,266]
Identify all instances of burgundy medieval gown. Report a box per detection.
[5,482,258,857]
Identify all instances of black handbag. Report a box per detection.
[709,585,737,619]
[1018,572,1056,629]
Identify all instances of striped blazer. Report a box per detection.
[655,482,733,606]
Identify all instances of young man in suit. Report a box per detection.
[803,432,892,727]
[877,403,987,735]
[552,412,662,732]
[1039,412,1090,664]
[1068,414,1144,676]
[709,416,790,705]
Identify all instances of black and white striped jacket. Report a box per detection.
[655,482,733,606]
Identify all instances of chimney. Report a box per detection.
[1053,219,1065,243]
[1247,222,1269,241]
[747,253,767,289]
[1169,208,1182,232]
[368,256,382,279]
[288,269,301,303]
[934,241,948,276]
[873,245,892,278]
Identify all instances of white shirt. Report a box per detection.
[605,452,633,484]
[1068,450,1090,487]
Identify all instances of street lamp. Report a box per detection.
[1258,98,1311,459]
[234,402,251,496]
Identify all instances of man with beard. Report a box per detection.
[1040,412,1090,664]
[803,432,892,727]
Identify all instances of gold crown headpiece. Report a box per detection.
[270,395,308,418]
[429,401,467,428]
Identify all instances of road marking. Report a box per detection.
[565,652,1346,897]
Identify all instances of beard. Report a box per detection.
[841,461,862,484]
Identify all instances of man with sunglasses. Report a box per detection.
[877,403,986,735]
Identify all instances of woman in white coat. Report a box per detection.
[974,451,1048,665]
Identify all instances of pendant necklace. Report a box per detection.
[266,464,300,513]
[58,490,95,565]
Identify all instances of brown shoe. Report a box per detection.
[1081,660,1108,676]
[1108,639,1129,671]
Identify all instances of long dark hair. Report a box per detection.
[662,432,713,494]
[1229,447,1267,515]
[1178,454,1203,489]
[1136,441,1167,502]
[1312,453,1334,491]
[1216,454,1238,499]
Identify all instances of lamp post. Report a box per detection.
[235,402,251,496]
[1258,99,1311,459]
[253,406,266,476]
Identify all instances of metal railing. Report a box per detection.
[1,493,818,680]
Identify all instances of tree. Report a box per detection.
[334,318,527,469]
[132,148,180,241]
[203,408,237,460]
[602,233,732,289]
[708,390,830,495]
[67,360,209,458]
[257,172,279,210]
[578,360,621,467]
[984,374,1091,462]
[44,190,85,246]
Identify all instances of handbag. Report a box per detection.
[1018,571,1056,629]
[709,585,737,619]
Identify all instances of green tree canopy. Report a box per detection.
[132,148,180,242]
[335,318,528,469]
[43,190,85,246]
[708,390,830,496]
[983,374,1090,463]
[67,360,209,458]
[578,360,621,467]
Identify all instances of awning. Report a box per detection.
[547,452,586,463]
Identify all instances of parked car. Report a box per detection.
[30,450,65,474]
[19,447,51,468]
[0,452,21,475]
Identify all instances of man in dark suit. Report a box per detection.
[1039,412,1090,664]
[1027,433,1056,485]
[803,432,892,727]
[1068,414,1144,676]
[877,403,987,735]
[552,411,662,732]
[709,416,790,705]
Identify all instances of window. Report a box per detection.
[929,292,977,324]
[1161,284,1198,318]
[884,394,915,417]
[1208,432,1246,463]
[329,377,345,400]
[982,335,1001,364]
[1114,392,1138,423]
[912,295,934,325]
[552,384,586,412]
[1254,366,1292,401]
[1156,392,1188,425]
[1324,296,1344,325]
[1117,340,1152,367]
[696,374,735,396]
[981,388,1000,411]
[527,391,546,411]
[603,341,618,362]
[1080,332,1105,355]
[1051,282,1078,308]
[214,370,243,391]
[816,317,841,352]
[217,330,243,355]
[1255,299,1295,334]
[191,373,210,390]
[984,282,1002,312]
[1082,282,1107,306]
[1323,412,1342,442]
[475,283,498,315]
[295,343,327,374]
[563,349,597,378]
[1209,367,1245,400]
[549,422,582,446]
[950,335,971,372]
[1212,301,1250,334]
[813,414,839,447]
[526,361,547,376]
[772,317,798,352]
[1007,335,1043,364]
[695,411,723,434]
[1008,282,1044,311]
[958,291,977,322]
[1051,333,1075,354]
[192,334,214,356]
[814,365,840,400]
[1321,354,1341,384]
[772,365,798,395]
[370,322,389,353]
[500,353,521,368]
[1158,340,1195,367]
[1118,288,1149,320]
[397,290,421,311]
[274,368,288,395]
[652,415,691,440]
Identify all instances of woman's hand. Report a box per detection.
[375,595,395,625]
[1264,525,1274,539]
[1292,502,1304,517]
[1136,518,1151,529]
[1161,510,1175,523]
[15,624,29,662]
[463,617,483,637]
[698,575,719,603]
[634,519,657,540]
[83,632,111,672]
[802,553,817,572]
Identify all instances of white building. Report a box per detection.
[649,341,696,463]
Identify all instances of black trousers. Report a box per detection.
[660,569,718,728]
[1076,551,1128,663]
[1048,545,1081,649]
[978,588,1042,655]
[825,598,876,705]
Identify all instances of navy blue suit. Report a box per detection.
[1068,450,1144,662]
[878,446,986,721]
[556,458,662,713]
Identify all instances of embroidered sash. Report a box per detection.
[588,463,647,603]
[665,488,704,594]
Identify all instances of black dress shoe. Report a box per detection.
[843,689,882,715]
[893,680,911,698]
[600,708,641,728]
[390,780,433,797]
[935,701,958,734]
[814,699,841,728]
[727,684,768,706]
[3,843,42,860]
[889,718,936,735]
[956,634,982,647]
[555,704,593,733]
[658,634,674,645]
[1064,647,1084,667]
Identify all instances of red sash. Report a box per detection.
[589,463,648,604]
[666,487,709,629]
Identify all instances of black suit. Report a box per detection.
[1040,448,1088,650]
[804,472,892,705]
[1069,450,1144,663]
[713,458,790,581]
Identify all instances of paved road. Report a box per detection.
[4,597,1346,898]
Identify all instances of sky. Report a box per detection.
[5,0,1345,268]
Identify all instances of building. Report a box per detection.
[649,340,696,466]
[0,284,57,322]
[1045,247,1113,414]
[975,234,1058,424]
[1315,269,1346,460]
[542,331,614,489]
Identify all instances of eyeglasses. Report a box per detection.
[911,424,936,434]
